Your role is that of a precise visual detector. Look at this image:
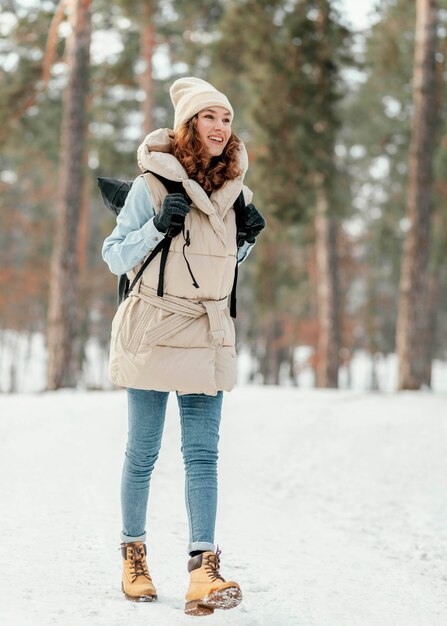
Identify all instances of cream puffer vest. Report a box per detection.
[108,128,253,396]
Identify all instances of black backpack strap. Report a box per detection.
[145,171,191,203]
[157,236,173,296]
[118,274,130,306]
[121,172,192,302]
[229,263,239,319]
[229,191,248,319]
[122,238,167,301]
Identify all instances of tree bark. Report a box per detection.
[314,174,340,387]
[312,1,341,388]
[420,269,440,387]
[140,1,155,136]
[47,0,92,390]
[42,0,69,87]
[77,127,91,272]
[255,234,284,385]
[395,0,438,390]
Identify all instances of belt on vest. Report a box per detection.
[134,283,228,347]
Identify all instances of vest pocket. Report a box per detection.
[126,301,156,354]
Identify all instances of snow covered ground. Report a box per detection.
[1,386,446,626]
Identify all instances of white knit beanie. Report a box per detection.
[169,77,234,131]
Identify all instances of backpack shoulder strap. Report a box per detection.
[229,190,247,319]
[121,172,192,303]
[233,190,247,248]
[142,170,191,203]
[121,238,167,302]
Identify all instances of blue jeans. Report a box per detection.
[121,388,223,554]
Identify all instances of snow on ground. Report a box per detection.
[0,386,446,626]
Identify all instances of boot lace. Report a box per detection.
[121,543,152,583]
[203,546,225,582]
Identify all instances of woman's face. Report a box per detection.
[195,106,232,160]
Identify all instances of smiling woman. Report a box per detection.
[101,76,266,616]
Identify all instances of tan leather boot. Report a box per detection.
[121,541,157,602]
[184,547,242,616]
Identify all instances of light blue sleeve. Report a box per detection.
[237,240,255,264]
[101,175,166,276]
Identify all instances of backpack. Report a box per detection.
[98,172,247,318]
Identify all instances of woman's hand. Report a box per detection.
[153,193,190,234]
[240,203,266,243]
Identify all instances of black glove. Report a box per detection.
[153,193,190,234]
[240,203,266,243]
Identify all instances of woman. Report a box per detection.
[102,77,265,616]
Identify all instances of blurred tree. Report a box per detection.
[340,0,416,368]
[139,0,156,135]
[47,0,92,389]
[0,4,62,348]
[312,1,343,388]
[214,0,352,387]
[395,0,439,389]
[344,0,446,386]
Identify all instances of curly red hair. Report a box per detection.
[171,115,242,194]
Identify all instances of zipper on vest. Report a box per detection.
[182,227,200,289]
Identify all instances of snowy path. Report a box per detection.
[0,387,446,626]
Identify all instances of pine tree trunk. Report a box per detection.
[77,147,90,272]
[256,234,284,385]
[47,0,92,390]
[314,175,340,387]
[395,0,438,390]
[421,269,440,387]
[312,2,341,388]
[288,345,298,386]
[140,0,155,136]
[259,316,281,385]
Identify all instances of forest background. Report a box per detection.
[0,0,446,394]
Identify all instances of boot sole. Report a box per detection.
[185,586,242,616]
[121,582,157,602]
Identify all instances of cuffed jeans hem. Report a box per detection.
[121,531,146,544]
[188,541,216,555]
